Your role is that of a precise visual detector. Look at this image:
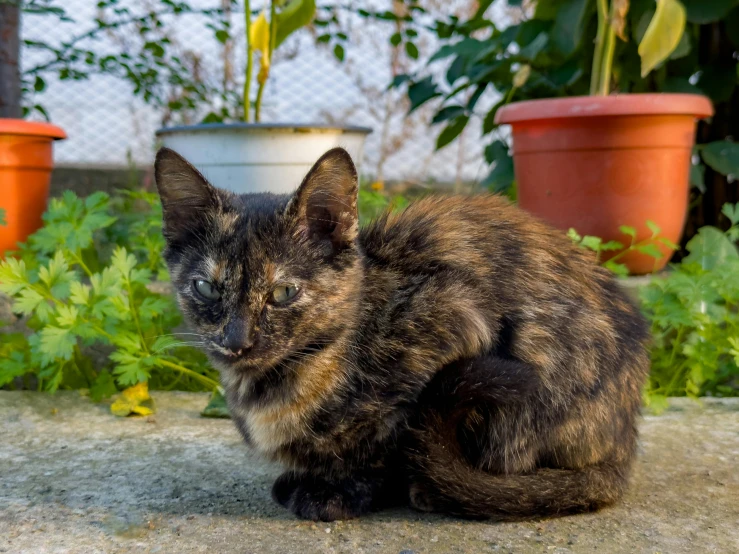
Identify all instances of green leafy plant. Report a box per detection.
[358,184,410,226]
[0,191,219,410]
[568,220,678,276]
[641,203,739,408]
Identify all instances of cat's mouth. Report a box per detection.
[207,337,332,374]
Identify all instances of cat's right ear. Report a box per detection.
[154,147,219,243]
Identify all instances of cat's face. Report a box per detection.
[154,147,362,376]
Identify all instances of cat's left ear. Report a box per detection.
[287,147,359,250]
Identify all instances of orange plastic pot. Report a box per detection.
[0,119,66,254]
[495,94,714,274]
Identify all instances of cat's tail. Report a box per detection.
[409,424,630,520]
[409,358,632,520]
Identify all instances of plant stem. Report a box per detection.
[124,277,148,354]
[255,82,265,122]
[590,0,613,96]
[598,1,617,95]
[254,0,276,123]
[70,251,93,278]
[243,0,252,122]
[156,359,220,390]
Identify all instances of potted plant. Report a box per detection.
[494,0,713,274]
[1,1,66,254]
[156,0,371,194]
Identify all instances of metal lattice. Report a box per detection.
[22,1,496,186]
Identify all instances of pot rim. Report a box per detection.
[0,119,67,140]
[495,93,714,125]
[156,122,373,136]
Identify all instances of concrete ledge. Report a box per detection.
[1,392,737,553]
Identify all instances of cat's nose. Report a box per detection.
[223,319,255,356]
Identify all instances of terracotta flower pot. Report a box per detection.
[0,119,66,254]
[495,94,714,275]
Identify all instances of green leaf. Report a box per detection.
[38,251,74,299]
[111,348,152,386]
[638,0,687,77]
[721,202,739,225]
[0,351,29,387]
[39,326,76,365]
[619,225,637,238]
[601,240,625,251]
[201,389,231,418]
[690,160,706,192]
[548,0,590,57]
[669,30,691,60]
[436,115,469,150]
[646,220,661,236]
[151,335,181,354]
[405,42,419,59]
[275,0,316,48]
[700,141,739,176]
[0,258,28,296]
[482,98,505,134]
[603,260,630,277]
[90,370,118,402]
[635,243,665,259]
[70,282,91,306]
[681,0,738,24]
[518,32,549,61]
[111,247,137,279]
[581,236,603,251]
[390,32,402,46]
[333,43,345,62]
[432,105,466,124]
[683,226,739,270]
[14,289,45,316]
[55,305,79,328]
[482,141,515,193]
[408,76,441,113]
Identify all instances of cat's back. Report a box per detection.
[360,193,593,283]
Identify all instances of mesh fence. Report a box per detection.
[22,1,500,186]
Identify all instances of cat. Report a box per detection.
[154,146,650,521]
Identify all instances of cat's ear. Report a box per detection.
[287,147,359,250]
[154,147,220,243]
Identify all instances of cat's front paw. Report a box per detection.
[409,481,437,513]
[272,471,373,521]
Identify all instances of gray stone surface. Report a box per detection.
[1,392,737,554]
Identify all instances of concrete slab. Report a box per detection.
[1,391,737,554]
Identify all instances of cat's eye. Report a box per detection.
[271,284,299,305]
[193,279,221,301]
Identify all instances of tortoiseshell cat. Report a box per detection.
[154,146,649,521]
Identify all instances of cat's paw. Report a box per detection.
[272,471,373,521]
[408,481,437,513]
